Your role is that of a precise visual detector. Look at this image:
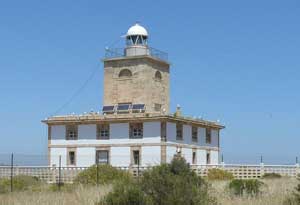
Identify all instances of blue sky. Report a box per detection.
[0,0,299,164]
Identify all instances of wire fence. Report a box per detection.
[0,153,300,193]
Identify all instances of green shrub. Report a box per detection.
[0,175,41,193]
[207,168,234,180]
[229,179,264,197]
[99,180,150,205]
[263,173,282,179]
[99,155,216,205]
[74,164,131,185]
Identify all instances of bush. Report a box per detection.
[263,173,282,179]
[207,168,234,180]
[0,175,41,193]
[100,155,216,205]
[229,179,264,197]
[74,164,131,185]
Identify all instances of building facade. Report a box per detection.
[43,23,224,167]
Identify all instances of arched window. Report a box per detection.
[119,69,132,78]
[155,71,162,80]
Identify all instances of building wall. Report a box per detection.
[50,148,67,167]
[110,147,130,167]
[182,147,193,164]
[78,125,96,140]
[210,150,219,164]
[142,146,161,166]
[103,58,170,113]
[76,147,95,167]
[166,146,177,163]
[197,149,207,165]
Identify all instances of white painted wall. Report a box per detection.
[76,147,95,167]
[110,123,129,139]
[142,146,160,166]
[50,148,67,167]
[183,125,192,144]
[198,128,219,147]
[211,129,219,147]
[143,122,161,143]
[166,146,177,163]
[210,150,219,164]
[51,125,65,140]
[78,125,96,140]
[197,149,207,165]
[182,148,192,164]
[198,127,206,146]
[110,147,130,167]
[166,122,176,142]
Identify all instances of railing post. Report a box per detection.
[260,156,264,178]
[10,153,13,192]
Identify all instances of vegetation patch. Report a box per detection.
[284,175,300,205]
[99,155,217,205]
[263,172,282,179]
[207,168,234,180]
[73,164,131,185]
[229,179,264,197]
[0,175,42,193]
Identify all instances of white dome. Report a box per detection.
[127,23,148,36]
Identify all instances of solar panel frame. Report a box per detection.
[132,104,145,110]
[102,105,115,113]
[117,104,131,111]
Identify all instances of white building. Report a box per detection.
[43,23,224,167]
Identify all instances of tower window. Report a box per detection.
[119,69,132,78]
[130,123,143,138]
[97,124,110,140]
[206,128,211,144]
[176,123,183,140]
[68,150,76,166]
[154,103,162,112]
[66,125,78,140]
[155,71,162,80]
[192,126,198,142]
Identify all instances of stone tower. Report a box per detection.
[103,23,170,114]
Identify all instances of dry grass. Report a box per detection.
[0,184,111,205]
[210,177,297,205]
[0,178,297,205]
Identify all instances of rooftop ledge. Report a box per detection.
[42,113,225,129]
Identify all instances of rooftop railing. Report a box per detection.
[104,47,168,62]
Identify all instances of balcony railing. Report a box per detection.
[104,47,168,62]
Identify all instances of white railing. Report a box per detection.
[0,164,299,183]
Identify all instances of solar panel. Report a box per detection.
[132,104,145,110]
[117,104,131,111]
[102,106,115,113]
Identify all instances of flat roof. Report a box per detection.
[42,113,225,129]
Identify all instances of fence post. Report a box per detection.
[10,153,13,192]
[58,155,62,190]
[96,162,99,186]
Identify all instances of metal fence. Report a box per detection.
[104,47,168,62]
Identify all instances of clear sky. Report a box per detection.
[0,0,299,164]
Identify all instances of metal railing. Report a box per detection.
[104,47,168,62]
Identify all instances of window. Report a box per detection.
[192,126,198,142]
[66,125,78,140]
[206,128,211,144]
[96,150,109,164]
[132,150,140,165]
[161,122,166,142]
[130,123,143,138]
[97,124,109,139]
[68,151,76,166]
[206,152,211,164]
[155,71,162,80]
[119,69,132,78]
[192,151,197,164]
[176,123,183,140]
[154,103,162,112]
